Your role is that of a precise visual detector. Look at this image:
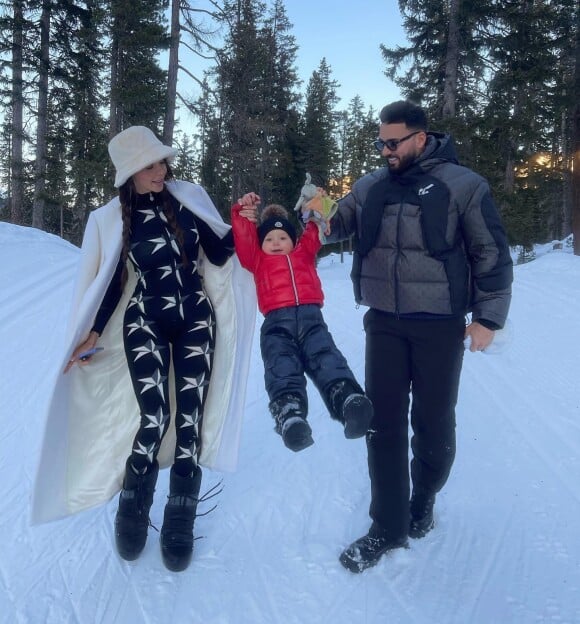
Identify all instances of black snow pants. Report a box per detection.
[260,304,362,414]
[363,309,465,540]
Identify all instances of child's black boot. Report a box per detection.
[115,459,159,561]
[160,465,202,572]
[327,380,373,439]
[269,394,313,452]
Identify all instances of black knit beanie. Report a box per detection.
[258,216,297,247]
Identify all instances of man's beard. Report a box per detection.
[386,151,416,173]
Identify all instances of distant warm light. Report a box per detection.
[515,151,562,183]
[531,153,551,168]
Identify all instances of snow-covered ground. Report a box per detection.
[0,222,578,624]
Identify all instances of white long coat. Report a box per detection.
[31,181,257,524]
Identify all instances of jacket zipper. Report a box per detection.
[286,255,299,306]
[394,198,404,318]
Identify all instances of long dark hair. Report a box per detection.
[118,162,188,289]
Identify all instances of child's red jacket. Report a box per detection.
[231,204,324,315]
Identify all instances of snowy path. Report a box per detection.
[0,224,578,624]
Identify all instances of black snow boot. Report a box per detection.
[409,492,435,539]
[339,523,408,573]
[114,459,159,561]
[327,380,373,439]
[269,394,313,452]
[160,466,202,572]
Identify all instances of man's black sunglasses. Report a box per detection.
[373,131,422,152]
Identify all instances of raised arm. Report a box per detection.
[231,192,261,273]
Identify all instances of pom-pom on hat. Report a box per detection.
[258,204,297,247]
[108,126,178,188]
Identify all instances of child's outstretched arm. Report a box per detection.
[231,192,261,272]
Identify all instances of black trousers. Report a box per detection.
[260,304,361,414]
[364,310,465,539]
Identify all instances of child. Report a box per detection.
[232,192,372,452]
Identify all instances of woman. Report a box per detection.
[31,126,256,572]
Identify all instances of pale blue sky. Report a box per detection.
[178,0,408,123]
[284,0,407,113]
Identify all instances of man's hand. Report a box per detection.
[464,322,494,352]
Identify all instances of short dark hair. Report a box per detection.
[379,100,428,130]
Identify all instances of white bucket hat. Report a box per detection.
[108,126,178,188]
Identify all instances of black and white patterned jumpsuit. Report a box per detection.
[93,192,234,477]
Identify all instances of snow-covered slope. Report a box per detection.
[0,223,578,624]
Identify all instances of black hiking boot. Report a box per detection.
[114,459,159,561]
[409,493,435,539]
[269,394,313,452]
[327,380,373,439]
[339,523,408,573]
[160,466,202,572]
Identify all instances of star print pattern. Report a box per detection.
[126,316,157,337]
[185,342,213,367]
[189,317,215,340]
[133,441,159,464]
[132,339,166,364]
[137,208,156,223]
[107,193,230,475]
[138,369,167,401]
[147,236,168,254]
[127,291,152,314]
[180,408,201,428]
[158,265,173,280]
[176,442,197,460]
[161,291,190,318]
[181,372,209,401]
[194,290,209,305]
[143,407,170,437]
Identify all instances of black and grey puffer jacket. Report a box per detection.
[328,133,513,329]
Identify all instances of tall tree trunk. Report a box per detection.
[109,29,120,138]
[442,0,460,119]
[32,0,50,230]
[561,109,571,240]
[10,0,24,225]
[163,0,180,145]
[572,1,580,255]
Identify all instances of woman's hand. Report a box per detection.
[237,192,260,223]
[64,330,100,373]
[238,192,260,208]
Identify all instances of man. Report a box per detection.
[325,100,513,573]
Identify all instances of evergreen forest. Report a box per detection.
[1,0,579,256]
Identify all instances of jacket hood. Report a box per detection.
[417,132,459,168]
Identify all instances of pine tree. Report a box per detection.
[257,0,300,206]
[45,0,109,242]
[2,0,33,225]
[300,58,340,189]
[342,96,381,189]
[206,0,299,212]
[108,0,169,136]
